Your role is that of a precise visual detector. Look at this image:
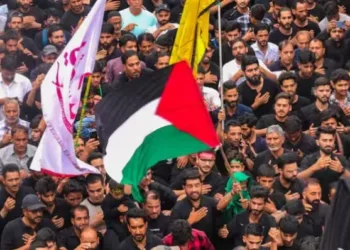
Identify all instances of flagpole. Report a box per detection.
[75,76,92,144]
[217,1,224,130]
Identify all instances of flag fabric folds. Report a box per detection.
[170,0,215,74]
[95,61,220,201]
[30,0,106,176]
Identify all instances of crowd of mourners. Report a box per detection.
[0,0,350,249]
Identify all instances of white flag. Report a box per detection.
[30,0,106,175]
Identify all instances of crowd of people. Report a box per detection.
[0,0,349,249]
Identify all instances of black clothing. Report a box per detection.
[253,149,291,176]
[295,72,322,101]
[112,68,154,90]
[256,114,288,130]
[119,232,163,250]
[61,7,91,32]
[269,28,297,46]
[291,96,311,115]
[148,213,171,238]
[324,39,350,67]
[269,60,298,72]
[273,177,304,197]
[101,194,136,222]
[292,21,320,36]
[283,133,319,157]
[308,4,325,22]
[18,6,45,39]
[42,197,71,230]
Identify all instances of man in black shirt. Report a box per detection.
[291,0,320,36]
[306,0,325,22]
[277,215,300,250]
[269,7,296,46]
[119,208,162,250]
[223,0,250,21]
[78,227,104,250]
[238,55,280,118]
[96,23,121,62]
[17,0,45,39]
[266,0,287,26]
[269,41,297,73]
[61,0,91,33]
[324,26,350,67]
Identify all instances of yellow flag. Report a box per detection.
[170,0,215,75]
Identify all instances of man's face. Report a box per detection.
[19,0,31,10]
[280,44,294,65]
[155,55,169,69]
[296,34,310,49]
[281,79,297,97]
[45,16,60,26]
[3,171,20,193]
[226,29,241,42]
[40,191,56,207]
[266,132,284,152]
[108,16,122,33]
[333,80,349,98]
[124,55,141,79]
[317,133,335,155]
[303,183,322,206]
[257,176,274,190]
[127,0,143,9]
[243,234,263,250]
[91,72,102,87]
[65,192,83,207]
[330,28,345,42]
[273,4,283,17]
[139,40,153,56]
[87,181,104,204]
[256,30,269,48]
[31,128,42,141]
[196,73,205,87]
[235,0,249,9]
[321,118,338,130]
[99,33,113,49]
[293,3,308,22]
[225,126,242,147]
[244,64,261,86]
[274,98,291,119]
[280,163,298,182]
[122,41,137,53]
[8,17,23,31]
[49,30,65,48]
[3,102,19,124]
[42,54,58,64]
[183,178,202,201]
[80,231,99,250]
[298,62,314,79]
[24,209,44,224]
[90,158,106,177]
[286,130,301,144]
[281,232,297,247]
[5,39,18,54]
[278,10,293,29]
[249,197,265,215]
[241,124,253,139]
[196,153,215,175]
[224,88,239,108]
[127,218,147,242]
[72,209,89,232]
[13,131,28,154]
[232,41,248,61]
[156,10,170,25]
[314,85,331,104]
[202,47,213,64]
[309,40,325,60]
[144,198,161,219]
[70,0,84,13]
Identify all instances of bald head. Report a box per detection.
[296,31,311,49]
[80,227,99,249]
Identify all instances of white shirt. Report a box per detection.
[146,22,179,37]
[251,42,279,64]
[319,14,350,31]
[223,58,272,85]
[0,118,30,140]
[202,87,221,111]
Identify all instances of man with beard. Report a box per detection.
[120,208,162,250]
[143,191,170,238]
[305,0,325,23]
[147,4,178,39]
[299,127,350,202]
[1,194,56,250]
[238,55,280,118]
[251,24,279,67]
[295,50,322,101]
[256,93,292,134]
[200,45,220,90]
[299,77,349,134]
[107,11,123,40]
[269,8,296,46]
[291,0,320,35]
[224,185,276,248]
[330,69,350,116]
[283,116,318,158]
[36,176,71,231]
[301,179,330,237]
[47,24,66,53]
[137,33,155,62]
[223,39,276,86]
[170,171,220,243]
[0,99,29,148]
[96,23,120,62]
[223,0,250,21]
[17,0,45,39]
[266,0,287,26]
[274,152,304,200]
[61,0,91,33]
[253,125,287,175]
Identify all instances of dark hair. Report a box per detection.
[119,33,137,47]
[237,113,258,127]
[324,1,338,20]
[275,92,292,104]
[250,185,269,201]
[230,37,247,48]
[35,176,57,194]
[214,19,227,31]
[273,0,287,7]
[225,20,242,33]
[126,208,147,224]
[223,80,238,94]
[1,56,18,71]
[30,240,48,250]
[224,120,241,133]
[278,71,297,86]
[137,33,155,46]
[36,227,57,243]
[244,223,263,236]
[319,109,339,125]
[257,164,276,178]
[197,65,206,75]
[62,179,84,196]
[227,150,245,164]
[101,22,114,34]
[298,49,315,64]
[3,29,20,43]
[278,40,294,51]
[277,152,299,169]
[11,124,29,136]
[121,50,138,64]
[93,61,104,73]
[241,55,259,71]
[86,174,104,186]
[299,236,320,250]
[331,69,350,84]
[7,11,23,22]
[109,179,124,191]
[71,204,89,219]
[144,190,160,202]
[183,169,201,186]
[304,178,321,191]
[2,163,20,178]
[329,181,338,192]
[30,115,42,129]
[254,23,270,35]
[316,126,336,139]
[47,24,64,38]
[155,51,170,62]
[314,76,330,88]
[284,116,302,134]
[279,215,299,234]
[310,38,324,48]
[345,61,350,71]
[292,0,306,10]
[171,219,192,245]
[251,4,266,21]
[285,199,305,215]
[278,7,292,18]
[44,8,62,20]
[87,152,104,165]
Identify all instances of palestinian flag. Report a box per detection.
[95,61,220,201]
